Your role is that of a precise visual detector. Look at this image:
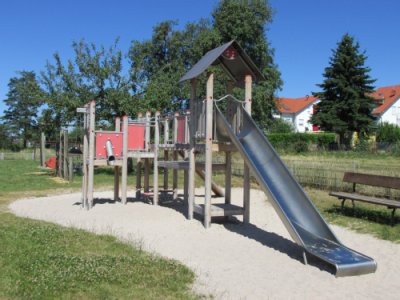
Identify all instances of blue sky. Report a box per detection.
[1,0,399,116]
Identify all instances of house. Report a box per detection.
[372,85,400,125]
[275,95,319,132]
[275,85,400,132]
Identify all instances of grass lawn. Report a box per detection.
[0,160,198,299]
[1,153,399,299]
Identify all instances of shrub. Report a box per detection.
[376,123,400,144]
[267,118,295,133]
[267,132,336,152]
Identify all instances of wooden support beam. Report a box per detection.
[163,117,169,194]
[114,166,120,201]
[243,74,252,223]
[204,72,214,228]
[87,100,96,209]
[144,111,151,193]
[188,80,196,219]
[40,132,46,167]
[81,104,89,209]
[121,115,129,204]
[136,160,142,200]
[63,130,68,180]
[153,111,160,205]
[173,112,179,200]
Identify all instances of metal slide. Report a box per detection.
[215,103,377,277]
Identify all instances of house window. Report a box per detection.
[298,119,304,127]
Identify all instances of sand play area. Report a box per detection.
[9,188,400,299]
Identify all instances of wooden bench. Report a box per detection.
[329,172,400,225]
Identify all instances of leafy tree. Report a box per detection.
[212,0,282,128]
[2,71,44,148]
[129,0,282,125]
[128,20,220,113]
[41,39,132,129]
[311,34,376,148]
[0,123,13,149]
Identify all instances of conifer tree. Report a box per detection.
[311,34,376,148]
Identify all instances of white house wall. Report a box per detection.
[378,97,400,125]
[294,105,314,132]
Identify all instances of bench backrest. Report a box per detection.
[343,172,400,190]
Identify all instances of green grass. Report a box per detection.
[0,214,196,300]
[306,188,400,242]
[0,160,199,299]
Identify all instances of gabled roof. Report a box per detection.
[179,40,265,86]
[276,95,318,114]
[372,85,400,115]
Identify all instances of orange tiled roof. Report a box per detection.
[372,85,400,114]
[276,95,318,114]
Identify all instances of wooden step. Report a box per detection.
[194,203,244,217]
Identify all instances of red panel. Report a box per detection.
[177,116,186,143]
[128,124,145,150]
[95,132,123,159]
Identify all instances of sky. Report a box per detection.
[1,0,399,116]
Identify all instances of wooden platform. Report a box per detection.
[158,161,226,171]
[93,159,123,166]
[127,151,155,159]
[194,203,244,217]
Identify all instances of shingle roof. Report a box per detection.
[179,40,265,86]
[276,95,318,114]
[372,85,400,115]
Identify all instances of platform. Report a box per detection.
[194,203,244,217]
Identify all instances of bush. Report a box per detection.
[267,118,295,133]
[267,132,336,152]
[376,123,400,144]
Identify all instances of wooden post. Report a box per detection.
[68,157,73,182]
[243,74,252,223]
[225,80,234,205]
[163,117,169,197]
[87,100,96,209]
[114,166,120,201]
[144,111,151,193]
[121,115,128,204]
[153,111,160,205]
[57,130,63,177]
[172,112,179,200]
[204,72,214,228]
[81,104,89,209]
[183,111,190,202]
[40,132,46,167]
[136,159,142,200]
[63,130,68,180]
[188,79,197,219]
[115,116,121,132]
[113,116,121,201]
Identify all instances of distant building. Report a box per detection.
[275,85,400,132]
[275,95,319,132]
[372,85,400,125]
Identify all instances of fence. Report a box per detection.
[0,149,56,161]
[212,156,400,200]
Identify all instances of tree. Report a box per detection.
[212,0,282,128]
[41,39,132,130]
[128,19,220,113]
[128,0,282,125]
[2,71,44,148]
[311,34,376,148]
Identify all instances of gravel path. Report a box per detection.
[9,188,400,299]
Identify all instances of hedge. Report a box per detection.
[266,132,337,151]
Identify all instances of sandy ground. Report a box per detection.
[9,188,400,299]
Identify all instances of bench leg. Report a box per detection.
[351,200,355,210]
[391,208,396,226]
[340,198,346,210]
